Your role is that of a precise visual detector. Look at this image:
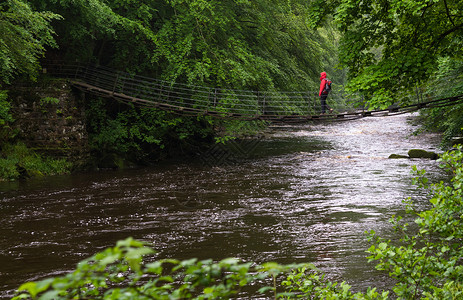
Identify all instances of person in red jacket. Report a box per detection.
[319,71,332,114]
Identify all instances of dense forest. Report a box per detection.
[1,0,463,179]
[4,1,463,299]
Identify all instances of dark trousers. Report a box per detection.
[320,93,330,113]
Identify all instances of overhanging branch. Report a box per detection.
[429,23,463,52]
[443,0,455,27]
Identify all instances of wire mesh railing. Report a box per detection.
[43,62,463,121]
[43,63,362,117]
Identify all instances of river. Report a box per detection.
[0,113,446,298]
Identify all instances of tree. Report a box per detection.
[0,0,60,85]
[29,0,341,92]
[419,57,463,146]
[310,0,463,108]
[146,0,341,91]
[22,0,344,162]
[0,0,60,148]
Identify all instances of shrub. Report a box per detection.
[0,143,71,181]
[367,145,463,299]
[0,89,15,144]
[0,157,19,181]
[12,238,311,299]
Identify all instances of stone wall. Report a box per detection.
[10,79,90,162]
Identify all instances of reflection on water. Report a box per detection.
[0,113,446,298]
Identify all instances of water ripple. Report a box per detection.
[0,113,447,298]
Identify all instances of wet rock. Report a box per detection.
[408,149,439,160]
[388,154,409,159]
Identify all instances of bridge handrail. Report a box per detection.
[42,62,463,122]
[44,62,359,116]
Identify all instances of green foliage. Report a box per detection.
[419,57,463,145]
[426,57,463,99]
[85,98,215,163]
[310,0,463,108]
[422,102,463,147]
[15,238,390,299]
[282,267,389,299]
[0,89,15,144]
[0,0,61,85]
[0,157,19,181]
[8,0,345,168]
[146,0,342,91]
[39,96,60,106]
[0,90,13,124]
[367,145,463,299]
[12,237,312,300]
[0,142,71,181]
[213,118,267,144]
[29,0,341,91]
[30,0,123,62]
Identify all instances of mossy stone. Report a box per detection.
[388,154,409,159]
[408,149,438,160]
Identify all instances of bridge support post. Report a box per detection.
[257,91,263,115]
[112,74,120,94]
[262,92,266,115]
[158,85,163,102]
[214,88,218,107]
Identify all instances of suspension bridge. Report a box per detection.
[44,63,463,123]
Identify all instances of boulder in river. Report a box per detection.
[408,149,439,160]
[388,154,409,159]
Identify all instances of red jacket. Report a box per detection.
[319,72,328,96]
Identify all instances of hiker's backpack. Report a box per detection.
[324,79,332,93]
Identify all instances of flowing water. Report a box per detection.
[0,113,447,298]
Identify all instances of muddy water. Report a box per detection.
[0,113,445,298]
